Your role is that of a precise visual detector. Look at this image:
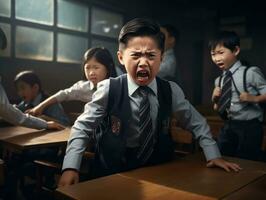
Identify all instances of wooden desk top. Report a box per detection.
[223,174,266,200]
[56,174,215,200]
[0,126,70,152]
[56,153,266,200]
[0,126,38,140]
[122,153,266,199]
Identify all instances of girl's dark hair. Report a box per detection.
[118,18,165,53]
[14,70,42,91]
[82,47,117,80]
[208,31,240,52]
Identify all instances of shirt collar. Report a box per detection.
[127,74,157,97]
[223,60,241,75]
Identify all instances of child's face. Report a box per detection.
[117,36,162,86]
[16,81,39,102]
[84,57,108,86]
[211,44,240,71]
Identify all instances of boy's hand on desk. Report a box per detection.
[207,158,242,172]
[47,121,65,130]
[58,170,79,187]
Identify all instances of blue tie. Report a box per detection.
[218,71,232,119]
[136,86,154,164]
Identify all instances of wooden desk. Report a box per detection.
[55,153,266,200]
[122,153,266,199]
[223,175,266,200]
[0,126,70,153]
[56,174,215,200]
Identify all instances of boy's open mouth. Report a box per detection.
[136,70,150,81]
[217,62,224,67]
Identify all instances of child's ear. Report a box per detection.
[117,50,124,65]
[234,46,240,56]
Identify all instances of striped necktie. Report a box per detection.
[218,71,232,120]
[136,86,154,164]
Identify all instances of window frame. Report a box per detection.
[0,0,124,65]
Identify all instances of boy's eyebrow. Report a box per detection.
[211,48,224,53]
[130,50,158,54]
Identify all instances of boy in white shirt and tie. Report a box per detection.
[59,18,241,186]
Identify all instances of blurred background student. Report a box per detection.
[158,24,181,85]
[14,70,69,126]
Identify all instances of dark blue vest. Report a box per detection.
[91,75,174,178]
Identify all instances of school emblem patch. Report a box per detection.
[111,115,121,135]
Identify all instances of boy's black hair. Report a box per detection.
[161,24,179,41]
[0,27,7,50]
[14,70,42,91]
[118,18,165,53]
[208,31,240,52]
[82,47,117,80]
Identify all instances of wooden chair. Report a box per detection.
[171,126,196,156]
[170,117,196,156]
[33,150,95,199]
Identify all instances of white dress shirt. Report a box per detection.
[54,80,95,103]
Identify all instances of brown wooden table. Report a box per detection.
[55,174,215,200]
[222,174,266,200]
[55,153,266,200]
[0,126,70,153]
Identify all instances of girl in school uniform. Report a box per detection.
[27,47,117,118]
